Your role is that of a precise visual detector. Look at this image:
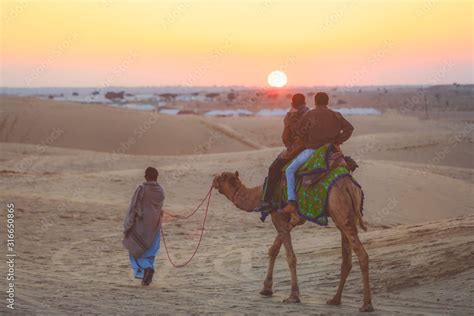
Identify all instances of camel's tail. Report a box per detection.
[347,179,367,232]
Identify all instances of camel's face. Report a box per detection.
[212,171,241,196]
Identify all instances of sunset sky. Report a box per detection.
[1,0,473,87]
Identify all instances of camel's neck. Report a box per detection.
[231,183,263,212]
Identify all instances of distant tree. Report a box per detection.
[227,92,237,102]
[91,90,100,95]
[72,92,79,96]
[423,94,429,119]
[177,109,198,115]
[358,89,362,93]
[337,99,347,105]
[105,91,125,100]
[434,93,441,104]
[159,93,178,102]
[205,93,220,100]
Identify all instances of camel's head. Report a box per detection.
[212,171,242,199]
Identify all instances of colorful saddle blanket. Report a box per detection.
[270,144,361,226]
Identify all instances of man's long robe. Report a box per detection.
[123,181,164,278]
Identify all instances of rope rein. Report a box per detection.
[160,184,213,268]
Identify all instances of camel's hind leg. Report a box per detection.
[327,232,352,305]
[343,227,373,312]
[260,234,282,296]
[328,178,373,312]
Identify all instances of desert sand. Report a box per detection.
[0,96,473,314]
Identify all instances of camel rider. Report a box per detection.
[281,92,354,213]
[254,93,309,213]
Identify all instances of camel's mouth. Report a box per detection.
[212,176,222,193]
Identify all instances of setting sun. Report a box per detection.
[267,71,288,88]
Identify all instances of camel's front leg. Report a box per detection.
[281,230,300,303]
[260,234,282,296]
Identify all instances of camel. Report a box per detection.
[212,171,374,312]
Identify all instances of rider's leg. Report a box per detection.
[256,156,290,212]
[265,157,290,200]
[282,149,315,212]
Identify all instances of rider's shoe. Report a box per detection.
[253,201,273,213]
[280,200,298,213]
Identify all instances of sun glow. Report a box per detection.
[267,71,287,88]
[1,1,471,86]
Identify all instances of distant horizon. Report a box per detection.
[1,82,473,90]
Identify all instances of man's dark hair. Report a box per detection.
[145,167,158,181]
[291,93,306,108]
[314,92,329,106]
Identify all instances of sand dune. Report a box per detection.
[0,96,472,314]
[2,96,472,162]
[0,96,260,155]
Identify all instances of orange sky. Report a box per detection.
[1,0,473,87]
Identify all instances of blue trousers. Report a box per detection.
[129,232,160,279]
[285,149,315,201]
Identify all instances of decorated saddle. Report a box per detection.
[263,144,362,226]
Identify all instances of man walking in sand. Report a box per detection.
[123,167,164,286]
